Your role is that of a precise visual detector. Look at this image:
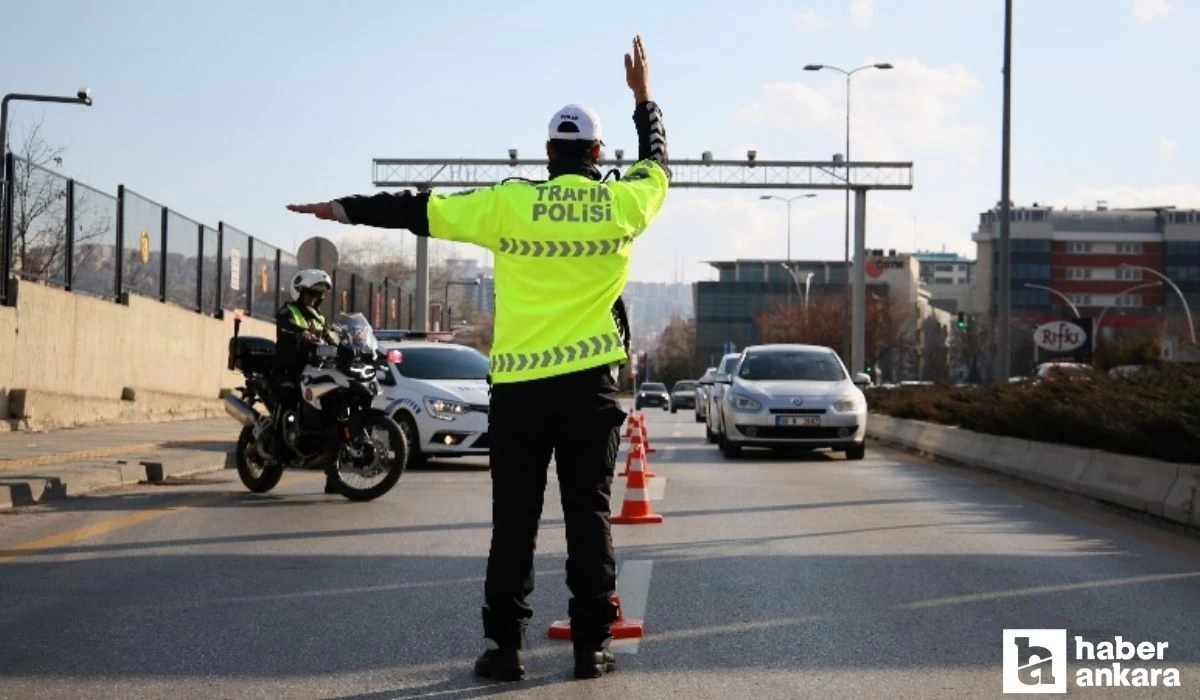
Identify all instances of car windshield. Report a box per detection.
[640,383,666,392]
[390,346,490,380]
[673,381,697,391]
[737,350,846,382]
[720,357,740,374]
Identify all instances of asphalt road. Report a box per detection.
[2,407,1200,699]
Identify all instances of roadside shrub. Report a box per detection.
[865,365,1200,463]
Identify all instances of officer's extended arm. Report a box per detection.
[328,191,433,236]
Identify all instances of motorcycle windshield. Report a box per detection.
[333,312,378,356]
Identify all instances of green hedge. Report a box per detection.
[865,365,1200,464]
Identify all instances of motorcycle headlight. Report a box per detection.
[728,393,762,412]
[832,394,864,412]
[425,396,469,420]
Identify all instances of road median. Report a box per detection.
[867,413,1200,530]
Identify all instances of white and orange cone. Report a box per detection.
[612,443,663,525]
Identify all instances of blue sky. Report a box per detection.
[2,0,1195,283]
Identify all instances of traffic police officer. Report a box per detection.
[274,269,339,494]
[286,35,668,681]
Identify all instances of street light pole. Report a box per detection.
[1023,283,1080,319]
[1094,281,1159,353]
[761,194,816,308]
[804,63,892,361]
[1120,264,1196,345]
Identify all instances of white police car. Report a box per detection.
[371,332,490,467]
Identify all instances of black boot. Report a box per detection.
[569,597,618,679]
[324,473,339,494]
[574,647,616,679]
[475,606,527,682]
[474,646,526,682]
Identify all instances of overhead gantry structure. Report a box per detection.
[370,153,914,375]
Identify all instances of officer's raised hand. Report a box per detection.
[624,35,652,102]
[286,202,335,220]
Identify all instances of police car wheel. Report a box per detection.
[396,413,426,468]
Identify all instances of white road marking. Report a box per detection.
[610,559,654,655]
[646,476,667,501]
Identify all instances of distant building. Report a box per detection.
[693,257,951,382]
[912,250,978,315]
[972,202,1200,353]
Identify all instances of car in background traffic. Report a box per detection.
[695,367,717,422]
[705,352,744,443]
[669,380,699,413]
[711,344,870,460]
[635,382,671,410]
[373,340,491,468]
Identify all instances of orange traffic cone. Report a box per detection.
[639,417,657,454]
[618,434,655,478]
[548,595,644,640]
[612,446,662,525]
[623,413,638,439]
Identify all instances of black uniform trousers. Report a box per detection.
[482,363,627,651]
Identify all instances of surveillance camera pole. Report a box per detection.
[0,90,93,189]
[1,90,93,303]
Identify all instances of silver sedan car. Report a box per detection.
[713,344,870,460]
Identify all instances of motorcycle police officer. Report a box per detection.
[275,269,338,494]
[286,36,668,681]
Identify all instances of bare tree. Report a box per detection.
[920,315,951,382]
[951,313,990,383]
[756,290,919,381]
[8,118,68,281]
[651,315,701,388]
[4,116,113,293]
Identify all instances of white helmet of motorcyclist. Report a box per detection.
[290,269,332,303]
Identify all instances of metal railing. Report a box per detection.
[1,154,409,327]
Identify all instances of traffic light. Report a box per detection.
[955,312,967,329]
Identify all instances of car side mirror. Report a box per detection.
[716,375,733,385]
[852,372,871,387]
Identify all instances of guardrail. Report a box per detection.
[867,413,1199,529]
[1,153,409,327]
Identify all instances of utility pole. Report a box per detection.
[997,0,1014,379]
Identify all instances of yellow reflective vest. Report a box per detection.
[427,159,670,383]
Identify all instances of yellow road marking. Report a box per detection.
[0,472,324,562]
[0,432,236,471]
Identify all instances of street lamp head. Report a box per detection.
[77,87,92,105]
[760,195,773,200]
[803,64,823,71]
[874,63,894,70]
[802,193,816,198]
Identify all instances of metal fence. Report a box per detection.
[1,153,407,326]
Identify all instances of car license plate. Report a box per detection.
[777,415,820,427]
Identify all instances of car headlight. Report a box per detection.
[832,394,864,412]
[727,393,762,412]
[425,396,469,420]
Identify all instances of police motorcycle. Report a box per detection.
[223,310,408,501]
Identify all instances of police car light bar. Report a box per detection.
[375,329,457,342]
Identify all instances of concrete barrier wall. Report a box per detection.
[866,412,1199,530]
[1,279,275,430]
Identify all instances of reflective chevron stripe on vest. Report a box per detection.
[497,236,633,257]
[489,332,623,374]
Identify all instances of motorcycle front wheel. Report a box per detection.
[331,413,408,502]
[235,425,286,493]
